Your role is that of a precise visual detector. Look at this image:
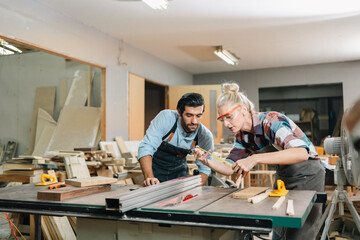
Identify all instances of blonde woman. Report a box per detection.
[193,82,325,239]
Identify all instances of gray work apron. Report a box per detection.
[253,145,325,240]
[152,119,198,183]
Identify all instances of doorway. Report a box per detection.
[145,81,167,131]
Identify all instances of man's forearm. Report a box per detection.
[139,155,154,178]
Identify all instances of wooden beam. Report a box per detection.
[286,199,295,216]
[272,196,286,210]
[65,176,117,187]
[37,184,111,201]
[248,189,272,204]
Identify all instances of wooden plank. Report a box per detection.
[63,155,90,179]
[68,217,77,232]
[115,136,136,159]
[41,216,52,240]
[248,189,272,204]
[286,199,295,216]
[0,174,41,183]
[47,106,100,151]
[2,163,38,170]
[49,216,76,240]
[43,216,57,240]
[27,87,56,154]
[30,214,35,240]
[3,169,44,175]
[37,184,111,201]
[65,176,117,187]
[232,187,269,199]
[272,196,286,210]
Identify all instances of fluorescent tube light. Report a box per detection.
[142,0,168,10]
[0,46,14,55]
[0,39,22,54]
[214,46,239,65]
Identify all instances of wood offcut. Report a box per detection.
[232,187,269,199]
[37,184,111,201]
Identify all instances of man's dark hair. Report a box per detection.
[177,93,205,115]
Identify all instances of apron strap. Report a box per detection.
[189,133,199,153]
[161,118,199,153]
[162,119,178,141]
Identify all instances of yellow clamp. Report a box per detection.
[36,173,58,186]
[270,179,288,197]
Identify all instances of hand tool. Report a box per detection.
[197,147,249,181]
[48,183,70,189]
[36,173,58,186]
[270,179,288,197]
[197,147,232,166]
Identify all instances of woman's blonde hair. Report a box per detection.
[216,82,255,112]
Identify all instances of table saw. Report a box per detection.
[0,183,316,239]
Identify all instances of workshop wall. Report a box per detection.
[0,51,102,154]
[0,0,192,142]
[193,61,360,111]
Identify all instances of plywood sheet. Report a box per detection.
[59,78,69,111]
[65,176,117,187]
[27,87,56,154]
[64,71,88,107]
[47,106,100,151]
[32,125,56,156]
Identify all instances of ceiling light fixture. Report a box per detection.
[142,0,168,10]
[0,39,22,54]
[214,46,239,65]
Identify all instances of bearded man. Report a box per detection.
[138,93,214,186]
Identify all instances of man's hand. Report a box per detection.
[143,177,160,186]
[193,146,210,166]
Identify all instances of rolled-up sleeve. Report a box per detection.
[226,138,249,162]
[137,111,175,160]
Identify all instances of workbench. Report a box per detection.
[0,184,316,239]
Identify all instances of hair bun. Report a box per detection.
[222,83,239,94]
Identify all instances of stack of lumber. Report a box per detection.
[114,136,138,168]
[41,216,76,240]
[0,156,57,183]
[106,175,201,213]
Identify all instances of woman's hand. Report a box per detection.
[232,155,258,179]
[193,146,210,166]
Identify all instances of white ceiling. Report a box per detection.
[37,0,360,74]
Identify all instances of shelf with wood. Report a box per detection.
[294,120,314,142]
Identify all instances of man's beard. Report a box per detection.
[181,119,198,133]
